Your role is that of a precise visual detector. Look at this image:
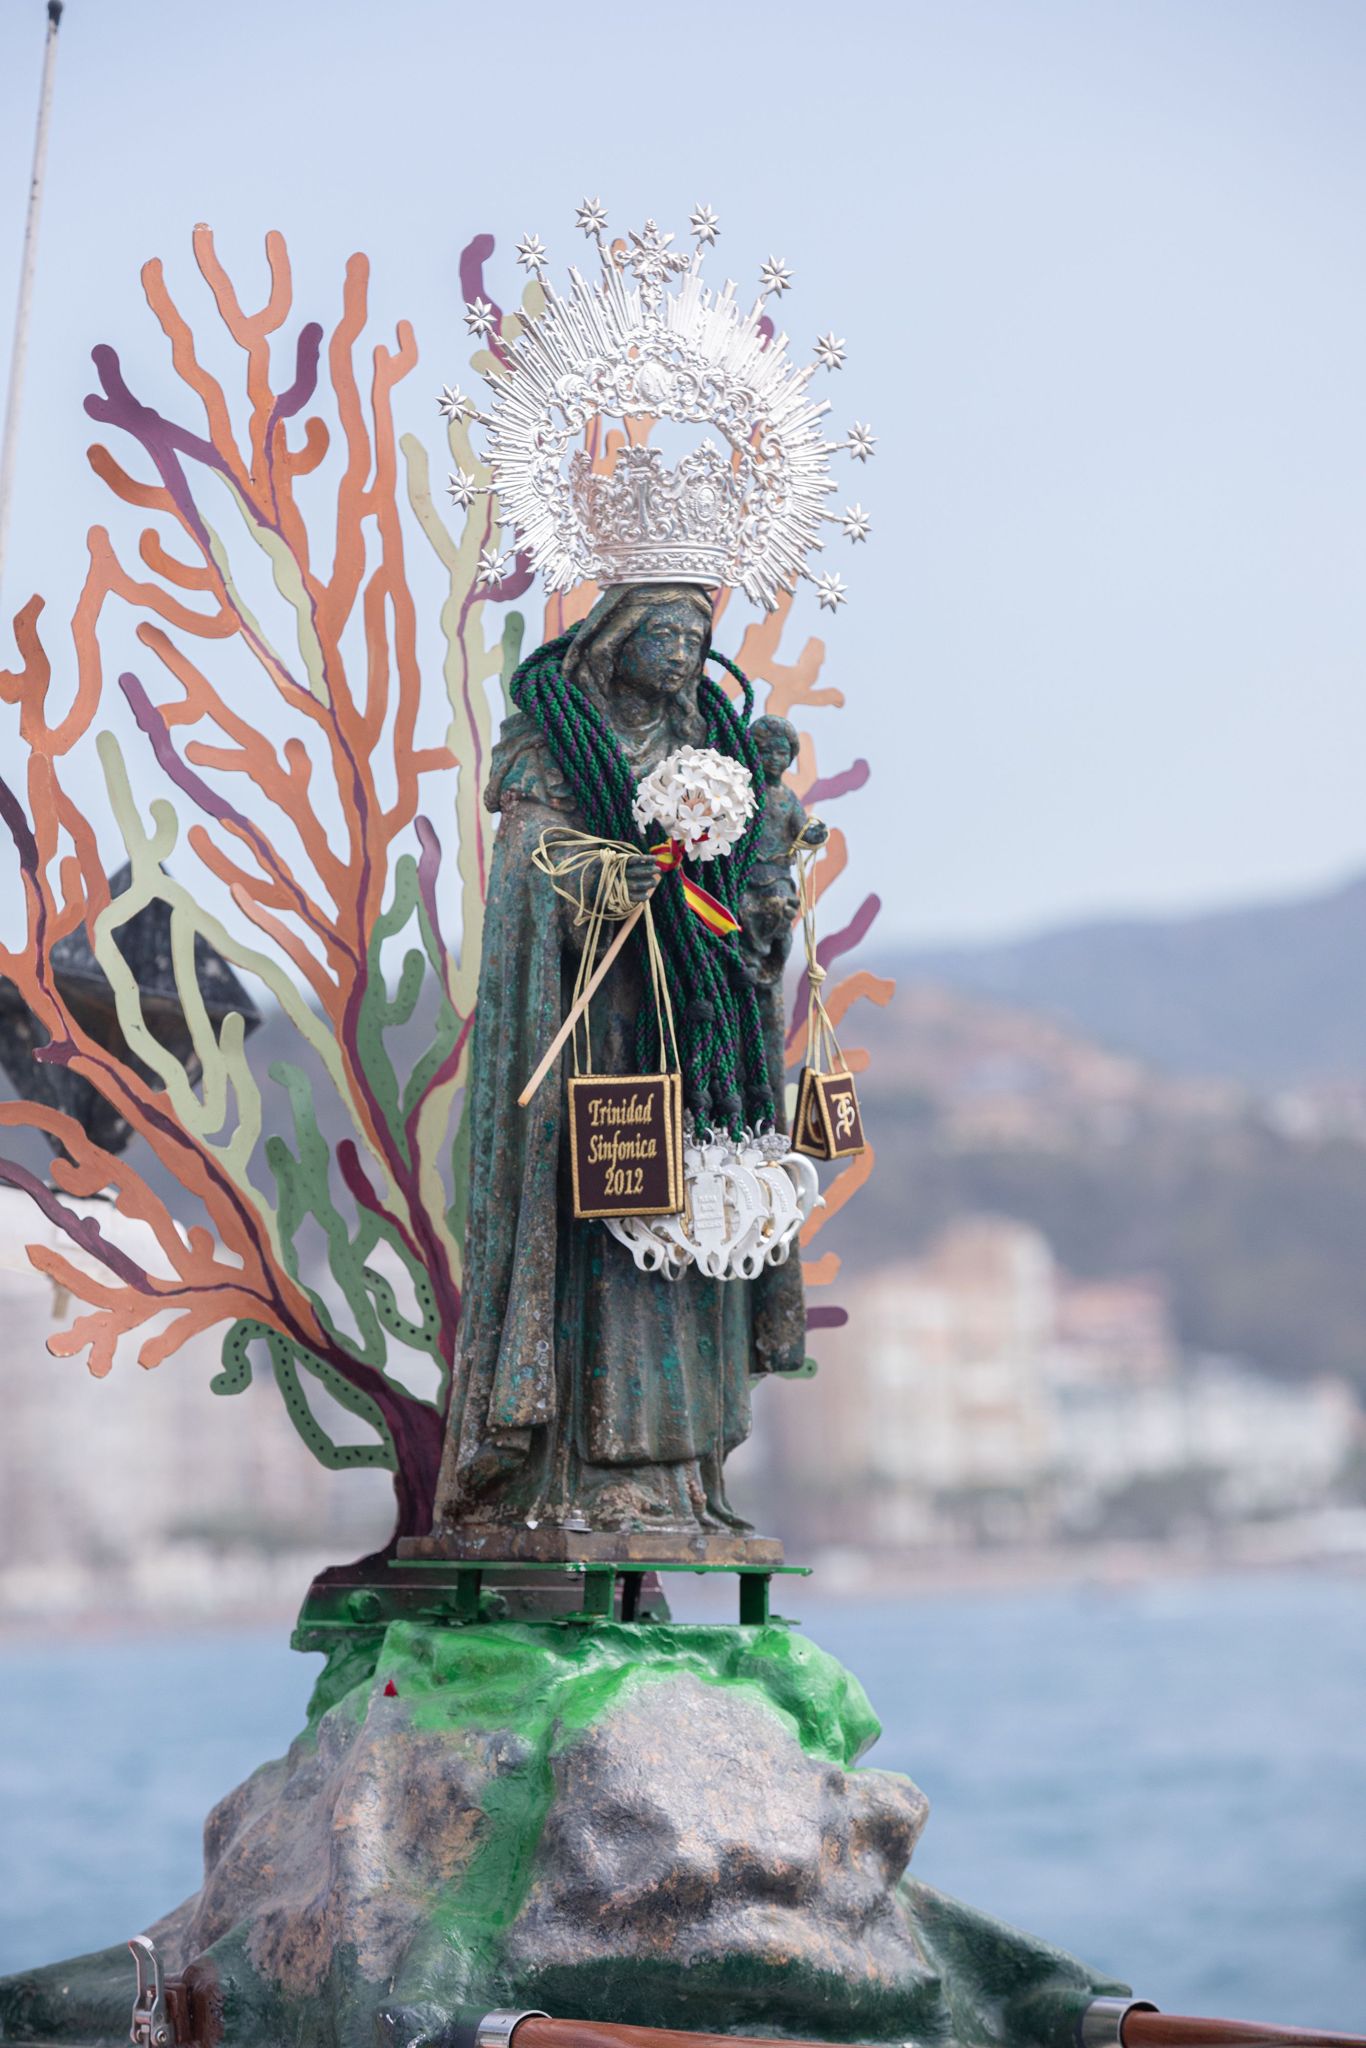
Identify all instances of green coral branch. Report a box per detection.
[92,735,293,1270]
[399,856,463,1128]
[401,428,503,1024]
[348,851,465,1305]
[96,728,351,1109]
[362,1255,437,1354]
[401,858,468,1291]
[212,1315,259,1395]
[272,1336,395,1470]
[265,1056,445,1405]
[266,1058,388,1367]
[97,731,422,1262]
[353,853,429,1172]
[213,1317,395,1471]
[400,297,546,1281]
[98,730,454,1423]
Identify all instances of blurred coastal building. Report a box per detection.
[3,1175,1362,1619]
[0,1190,391,1623]
[765,1216,1362,1557]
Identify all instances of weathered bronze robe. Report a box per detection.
[433,703,805,1538]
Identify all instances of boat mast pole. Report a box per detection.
[0,0,65,602]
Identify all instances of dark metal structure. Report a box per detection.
[0,865,259,1156]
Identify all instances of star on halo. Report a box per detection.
[446,470,481,509]
[814,331,846,371]
[815,572,848,611]
[689,203,721,247]
[514,232,548,275]
[437,383,473,421]
[847,421,876,462]
[840,503,871,542]
[575,196,608,238]
[478,544,513,582]
[759,257,793,297]
[464,297,497,340]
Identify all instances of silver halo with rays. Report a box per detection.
[442,203,874,612]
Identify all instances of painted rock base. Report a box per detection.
[0,1621,1128,2048]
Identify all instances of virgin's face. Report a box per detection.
[613,599,708,700]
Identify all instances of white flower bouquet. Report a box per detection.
[631,745,756,862]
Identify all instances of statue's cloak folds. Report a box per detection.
[435,717,799,1529]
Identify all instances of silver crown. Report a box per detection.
[441,204,873,613]
[568,443,743,589]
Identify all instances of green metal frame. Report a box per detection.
[291,1560,810,1652]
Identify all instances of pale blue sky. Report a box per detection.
[1,0,1363,944]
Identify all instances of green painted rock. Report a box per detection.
[0,1621,1127,2048]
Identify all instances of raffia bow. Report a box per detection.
[519,831,685,1107]
[797,841,849,1077]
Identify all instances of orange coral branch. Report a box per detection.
[736,589,842,718]
[142,248,250,495]
[87,446,175,513]
[138,531,217,591]
[800,1147,875,1247]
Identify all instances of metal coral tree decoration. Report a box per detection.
[0,224,889,1548]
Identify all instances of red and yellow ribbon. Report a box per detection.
[651,839,740,937]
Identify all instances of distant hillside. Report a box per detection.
[850,983,1366,1394]
[899,870,1366,1087]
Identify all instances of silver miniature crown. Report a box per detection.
[440,203,874,613]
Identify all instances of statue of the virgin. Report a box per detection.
[429,583,808,1551]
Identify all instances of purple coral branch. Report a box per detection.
[337,913,463,1397]
[413,816,447,954]
[790,890,883,1034]
[263,318,324,525]
[86,345,231,541]
[269,320,324,426]
[819,892,883,973]
[477,551,535,604]
[336,1138,384,1216]
[805,758,870,807]
[0,766,40,881]
[121,670,273,837]
[86,345,308,694]
[806,1306,849,1331]
[118,670,353,967]
[459,233,512,374]
[335,1138,423,1268]
[0,1154,151,1289]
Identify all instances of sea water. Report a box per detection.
[0,1572,1362,2030]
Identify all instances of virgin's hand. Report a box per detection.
[800,817,829,847]
[624,854,662,904]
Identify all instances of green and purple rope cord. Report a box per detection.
[510,627,773,1132]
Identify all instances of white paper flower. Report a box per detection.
[631,745,755,863]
